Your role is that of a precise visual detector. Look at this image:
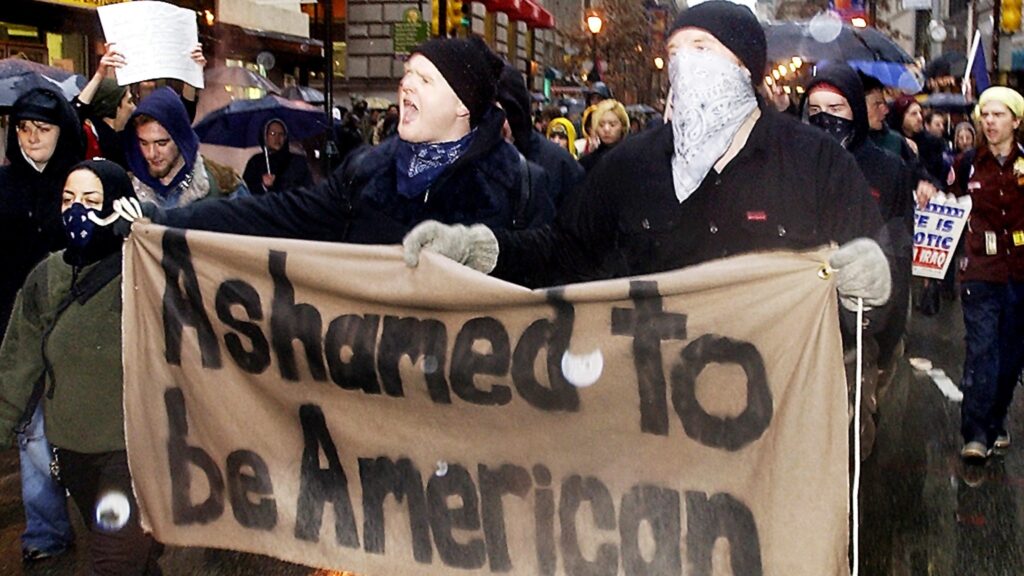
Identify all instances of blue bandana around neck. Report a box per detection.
[394,130,475,199]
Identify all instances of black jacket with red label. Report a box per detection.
[493,109,884,288]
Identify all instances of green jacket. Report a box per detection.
[0,252,124,453]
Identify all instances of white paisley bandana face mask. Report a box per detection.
[669,49,758,203]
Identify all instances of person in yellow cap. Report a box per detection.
[952,85,1024,460]
[545,117,578,160]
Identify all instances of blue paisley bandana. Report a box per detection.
[395,130,475,199]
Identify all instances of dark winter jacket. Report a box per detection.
[578,141,617,173]
[0,88,84,337]
[526,131,584,209]
[159,105,554,244]
[496,66,584,209]
[493,109,883,288]
[242,119,313,195]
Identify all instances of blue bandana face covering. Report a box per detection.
[62,203,98,250]
[395,130,475,199]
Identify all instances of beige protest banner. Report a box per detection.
[123,223,849,576]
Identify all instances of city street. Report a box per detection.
[0,288,1021,575]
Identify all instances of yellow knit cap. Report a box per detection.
[977,86,1024,118]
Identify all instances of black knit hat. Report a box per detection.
[413,36,504,125]
[670,1,766,81]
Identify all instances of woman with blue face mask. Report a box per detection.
[0,160,163,574]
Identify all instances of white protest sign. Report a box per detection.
[98,1,205,88]
[912,193,972,279]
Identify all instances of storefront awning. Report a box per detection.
[481,0,555,29]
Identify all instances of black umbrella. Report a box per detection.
[764,21,922,92]
[281,85,325,104]
[920,92,974,112]
[193,95,328,148]
[0,58,84,106]
[764,21,915,64]
[924,52,967,79]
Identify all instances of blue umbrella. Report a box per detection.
[846,60,924,94]
[193,95,329,148]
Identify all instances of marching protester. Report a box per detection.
[924,109,948,140]
[862,74,939,204]
[546,117,579,160]
[403,1,891,314]
[113,36,553,254]
[73,45,136,168]
[585,81,611,108]
[951,87,1024,461]
[579,98,629,173]
[803,62,916,456]
[0,87,85,563]
[242,119,314,194]
[497,64,584,209]
[0,160,162,573]
[953,120,976,156]
[889,94,948,187]
[124,86,250,208]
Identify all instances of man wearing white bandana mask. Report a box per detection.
[404,1,892,312]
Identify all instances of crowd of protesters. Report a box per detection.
[0,0,1022,573]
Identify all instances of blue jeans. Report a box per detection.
[18,402,73,554]
[960,281,1024,446]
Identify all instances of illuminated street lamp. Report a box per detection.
[586,10,603,81]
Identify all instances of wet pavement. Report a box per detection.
[0,286,1022,574]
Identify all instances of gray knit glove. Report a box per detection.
[828,238,891,311]
[402,221,499,273]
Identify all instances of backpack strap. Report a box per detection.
[512,153,532,230]
[40,252,123,400]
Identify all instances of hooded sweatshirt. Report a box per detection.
[0,88,85,336]
[242,118,313,195]
[123,87,202,204]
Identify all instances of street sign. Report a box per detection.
[393,8,428,56]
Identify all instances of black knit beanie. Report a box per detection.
[413,36,504,125]
[670,1,766,80]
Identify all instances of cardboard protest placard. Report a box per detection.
[913,193,972,279]
[123,224,850,576]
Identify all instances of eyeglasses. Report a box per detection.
[267,130,285,137]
